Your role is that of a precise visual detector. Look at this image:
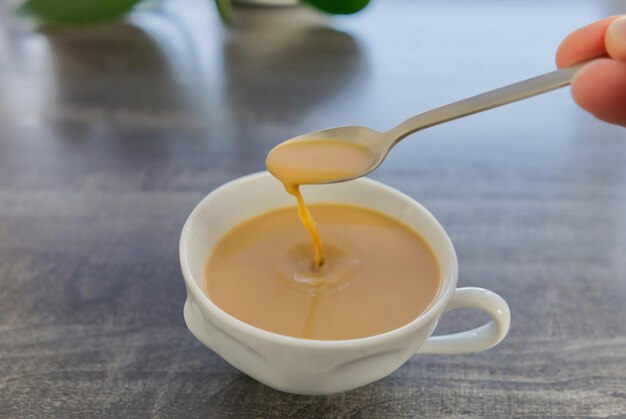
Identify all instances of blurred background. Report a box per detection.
[2,0,626,417]
[1,0,625,190]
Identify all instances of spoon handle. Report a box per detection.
[389,63,586,143]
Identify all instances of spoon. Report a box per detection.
[267,63,586,185]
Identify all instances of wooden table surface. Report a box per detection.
[2,0,626,417]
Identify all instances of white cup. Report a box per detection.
[180,172,510,395]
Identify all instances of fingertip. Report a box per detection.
[606,16,626,61]
[570,63,597,113]
[555,41,571,68]
[556,16,621,68]
[570,58,626,126]
[556,31,582,68]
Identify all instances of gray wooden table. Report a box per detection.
[1,0,626,417]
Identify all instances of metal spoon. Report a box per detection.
[271,63,585,184]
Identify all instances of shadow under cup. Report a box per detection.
[179,172,509,395]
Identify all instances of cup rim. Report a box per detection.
[180,171,458,349]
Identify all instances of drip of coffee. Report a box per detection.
[266,140,376,268]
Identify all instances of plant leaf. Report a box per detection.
[214,0,233,25]
[16,0,144,25]
[302,0,369,15]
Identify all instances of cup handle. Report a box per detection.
[417,287,511,354]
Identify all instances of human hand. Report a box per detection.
[556,16,626,126]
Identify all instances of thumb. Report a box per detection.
[606,16,626,61]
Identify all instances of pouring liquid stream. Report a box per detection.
[288,184,325,269]
[266,139,377,271]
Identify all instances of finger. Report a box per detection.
[556,16,621,68]
[570,58,626,126]
[606,16,626,61]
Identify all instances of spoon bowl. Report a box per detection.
[269,125,390,184]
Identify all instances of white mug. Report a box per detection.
[180,172,510,395]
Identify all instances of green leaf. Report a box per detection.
[214,0,233,25]
[16,0,144,25]
[302,0,369,15]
